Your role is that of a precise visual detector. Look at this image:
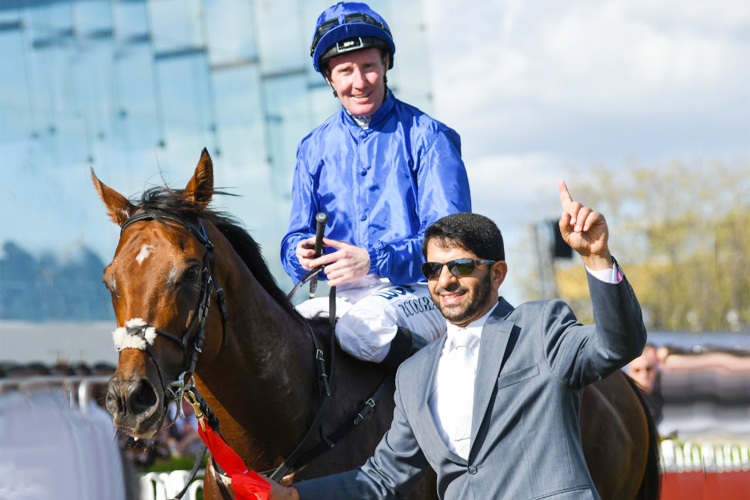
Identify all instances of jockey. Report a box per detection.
[280,1,471,366]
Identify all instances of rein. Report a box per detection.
[264,275,337,482]
[119,210,391,495]
[265,273,396,482]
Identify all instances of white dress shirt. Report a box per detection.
[428,262,621,459]
[429,305,496,459]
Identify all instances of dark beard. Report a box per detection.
[434,271,493,325]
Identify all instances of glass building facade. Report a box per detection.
[0,0,431,305]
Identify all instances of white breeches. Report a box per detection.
[295,278,447,362]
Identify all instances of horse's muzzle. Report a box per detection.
[106,374,163,438]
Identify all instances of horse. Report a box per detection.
[92,149,659,500]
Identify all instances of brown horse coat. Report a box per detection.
[93,150,658,500]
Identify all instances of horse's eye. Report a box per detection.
[183,266,201,284]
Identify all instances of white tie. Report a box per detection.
[448,329,477,458]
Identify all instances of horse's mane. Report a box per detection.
[133,186,302,319]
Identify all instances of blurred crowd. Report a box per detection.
[624,342,750,439]
[625,344,665,424]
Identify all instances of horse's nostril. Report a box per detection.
[130,378,157,415]
[105,390,121,415]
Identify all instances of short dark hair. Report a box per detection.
[422,212,505,262]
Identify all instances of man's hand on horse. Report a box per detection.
[264,478,299,500]
[307,237,371,287]
[558,180,613,270]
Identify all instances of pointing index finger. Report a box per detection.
[558,180,573,209]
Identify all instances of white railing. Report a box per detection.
[0,374,111,410]
[1,376,210,499]
[139,470,205,500]
[0,386,128,500]
[660,439,750,472]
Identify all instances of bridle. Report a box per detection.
[115,210,336,484]
[115,210,389,491]
[117,211,229,409]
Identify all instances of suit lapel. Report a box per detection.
[415,337,443,408]
[470,298,515,447]
[413,336,447,441]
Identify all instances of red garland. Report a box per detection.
[197,423,271,500]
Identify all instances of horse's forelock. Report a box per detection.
[137,186,206,221]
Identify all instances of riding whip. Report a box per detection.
[309,212,328,299]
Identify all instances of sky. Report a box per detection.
[0,0,748,306]
[422,0,749,301]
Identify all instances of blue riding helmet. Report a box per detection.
[310,2,396,74]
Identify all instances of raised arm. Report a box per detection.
[545,180,647,387]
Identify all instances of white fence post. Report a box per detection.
[139,472,168,500]
[701,441,716,472]
[188,479,205,499]
[137,470,205,500]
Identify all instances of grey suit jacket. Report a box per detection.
[296,271,647,500]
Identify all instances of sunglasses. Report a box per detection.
[421,259,495,280]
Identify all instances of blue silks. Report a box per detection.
[280,90,471,285]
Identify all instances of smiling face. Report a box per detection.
[425,239,507,327]
[325,47,387,116]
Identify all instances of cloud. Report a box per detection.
[467,153,562,221]
[2,0,747,307]
[425,0,749,165]
[422,0,748,300]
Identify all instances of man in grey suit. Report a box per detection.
[268,181,647,500]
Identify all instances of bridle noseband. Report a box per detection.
[117,211,229,407]
[114,210,390,492]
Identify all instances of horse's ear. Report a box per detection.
[183,148,213,210]
[91,168,137,227]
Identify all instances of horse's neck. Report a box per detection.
[197,255,319,468]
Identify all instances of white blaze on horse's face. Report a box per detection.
[135,244,155,265]
[112,317,158,351]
